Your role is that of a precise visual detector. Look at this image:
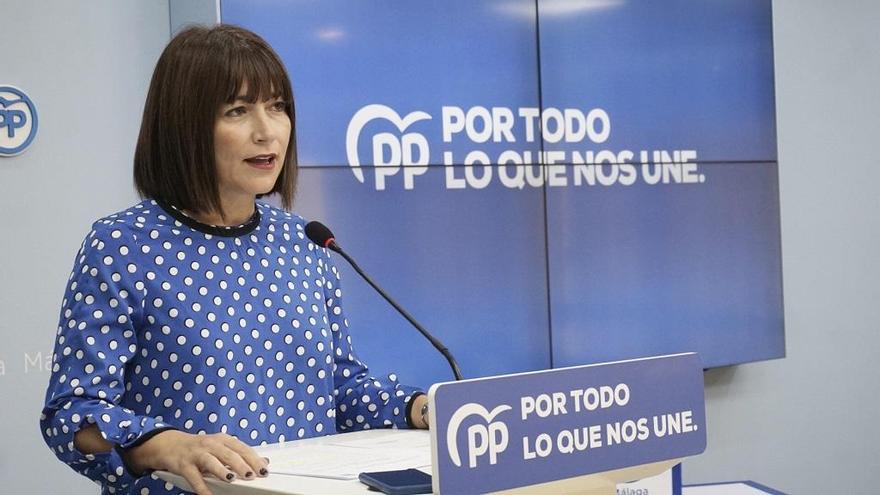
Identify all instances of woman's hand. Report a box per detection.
[409,394,430,429]
[122,430,270,495]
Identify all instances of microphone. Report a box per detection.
[305,221,463,381]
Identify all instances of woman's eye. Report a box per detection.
[271,101,286,112]
[225,106,246,117]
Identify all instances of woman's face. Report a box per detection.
[213,84,291,209]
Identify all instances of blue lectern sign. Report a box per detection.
[428,353,706,494]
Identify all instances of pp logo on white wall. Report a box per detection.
[0,86,38,156]
[345,104,431,190]
[446,403,512,469]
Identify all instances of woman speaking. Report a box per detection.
[40,25,428,495]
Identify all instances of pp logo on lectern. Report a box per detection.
[0,86,38,156]
[446,402,512,469]
[345,104,431,190]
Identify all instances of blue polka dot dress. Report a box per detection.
[40,200,422,495]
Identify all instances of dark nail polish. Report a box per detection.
[245,471,254,479]
[259,468,268,476]
[263,456,271,464]
[226,473,235,481]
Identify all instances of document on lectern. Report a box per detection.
[268,430,431,480]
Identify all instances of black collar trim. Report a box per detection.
[154,199,261,237]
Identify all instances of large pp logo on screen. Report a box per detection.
[345,104,431,190]
[0,86,38,156]
[446,403,512,469]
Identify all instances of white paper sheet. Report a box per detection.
[268,431,431,480]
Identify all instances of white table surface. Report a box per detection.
[683,481,786,495]
[156,429,431,495]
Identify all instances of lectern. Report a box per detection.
[158,353,706,494]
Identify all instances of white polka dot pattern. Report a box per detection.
[40,200,421,495]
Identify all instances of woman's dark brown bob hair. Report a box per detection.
[134,24,297,216]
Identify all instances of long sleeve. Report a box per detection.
[318,250,423,432]
[40,222,172,493]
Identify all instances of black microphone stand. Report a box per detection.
[327,241,463,382]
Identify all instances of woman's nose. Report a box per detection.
[251,110,275,143]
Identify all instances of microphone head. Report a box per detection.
[305,221,337,249]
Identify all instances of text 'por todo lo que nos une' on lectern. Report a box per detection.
[157,353,706,494]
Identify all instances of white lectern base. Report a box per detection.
[157,430,680,495]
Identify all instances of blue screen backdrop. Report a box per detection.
[221,0,784,388]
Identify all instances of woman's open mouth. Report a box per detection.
[245,154,277,169]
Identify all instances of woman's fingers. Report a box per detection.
[179,464,214,495]
[196,450,238,483]
[211,444,259,479]
[222,436,270,476]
